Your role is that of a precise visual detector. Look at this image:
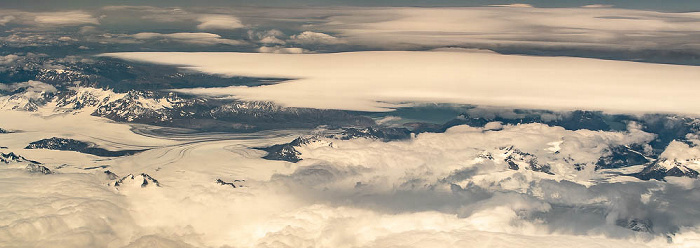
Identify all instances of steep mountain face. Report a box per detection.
[257,136,330,162]
[93,90,184,122]
[0,81,56,111]
[0,82,375,132]
[498,145,554,174]
[635,159,700,180]
[1,152,40,164]
[1,152,48,174]
[113,173,161,188]
[632,140,700,180]
[35,68,94,86]
[596,144,654,170]
[54,87,123,111]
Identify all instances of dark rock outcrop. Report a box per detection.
[596,145,652,170]
[25,137,144,157]
[26,164,52,174]
[616,218,653,233]
[114,173,161,188]
[216,178,244,188]
[500,146,554,175]
[1,152,41,164]
[634,159,699,180]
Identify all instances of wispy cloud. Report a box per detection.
[292,6,700,56]
[130,32,244,45]
[33,11,99,25]
[0,15,15,25]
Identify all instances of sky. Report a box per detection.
[1,0,700,11]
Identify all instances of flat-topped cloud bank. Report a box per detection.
[104,51,700,114]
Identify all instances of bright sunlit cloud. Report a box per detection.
[104,51,700,114]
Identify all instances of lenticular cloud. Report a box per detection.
[105,51,700,114]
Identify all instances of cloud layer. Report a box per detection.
[105,51,700,114]
[312,7,700,53]
[130,32,244,45]
[1,5,697,61]
[33,11,99,25]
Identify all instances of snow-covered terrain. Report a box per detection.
[2,60,700,247]
[3,105,700,247]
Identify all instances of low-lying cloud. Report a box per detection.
[33,11,99,25]
[0,10,99,27]
[289,31,344,45]
[4,119,699,247]
[130,32,244,45]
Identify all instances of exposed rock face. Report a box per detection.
[499,146,554,175]
[93,90,183,123]
[2,83,375,132]
[634,158,700,180]
[616,218,653,233]
[596,144,653,170]
[335,127,412,141]
[114,173,161,188]
[632,139,700,180]
[25,137,144,157]
[26,164,52,174]
[257,137,309,163]
[216,179,244,188]
[1,152,40,164]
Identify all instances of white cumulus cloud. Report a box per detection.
[289,31,344,45]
